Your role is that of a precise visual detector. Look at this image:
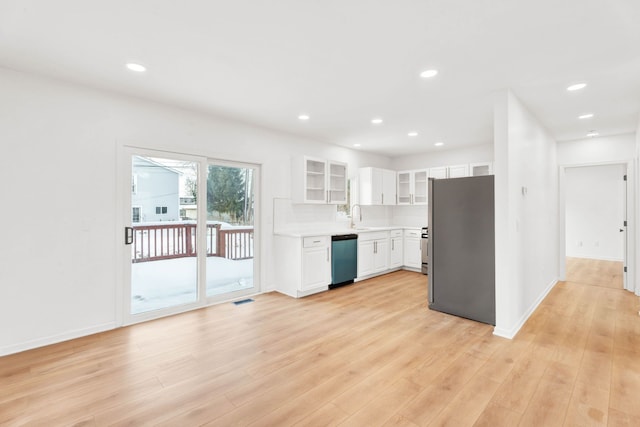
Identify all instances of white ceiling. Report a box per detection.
[1,0,639,157]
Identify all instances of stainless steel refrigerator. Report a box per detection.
[428,175,495,325]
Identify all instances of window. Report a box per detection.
[337,179,351,220]
[132,174,138,194]
[155,206,168,214]
[132,207,141,223]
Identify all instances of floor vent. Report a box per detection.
[233,298,255,305]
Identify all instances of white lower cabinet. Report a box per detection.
[403,229,422,270]
[389,229,403,269]
[357,231,389,278]
[302,237,331,291]
[274,235,330,297]
[275,228,425,297]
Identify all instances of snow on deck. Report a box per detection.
[131,256,253,314]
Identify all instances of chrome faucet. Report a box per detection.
[350,204,362,229]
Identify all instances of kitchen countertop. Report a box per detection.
[274,226,421,238]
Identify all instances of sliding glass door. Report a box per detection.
[205,163,257,299]
[123,148,259,323]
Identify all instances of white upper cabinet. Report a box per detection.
[413,169,428,204]
[447,164,470,178]
[470,162,493,176]
[429,164,471,179]
[292,156,347,204]
[397,169,428,205]
[428,166,448,179]
[359,167,396,205]
[381,169,396,205]
[328,161,348,204]
[397,171,412,205]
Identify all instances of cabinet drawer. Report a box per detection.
[303,236,329,248]
[389,229,402,238]
[358,231,388,241]
[404,229,421,238]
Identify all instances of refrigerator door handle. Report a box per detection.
[428,178,434,304]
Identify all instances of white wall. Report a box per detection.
[0,67,391,355]
[493,90,559,339]
[565,165,625,260]
[636,119,640,295]
[390,143,493,171]
[557,134,635,165]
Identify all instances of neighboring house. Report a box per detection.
[179,196,197,220]
[132,156,181,223]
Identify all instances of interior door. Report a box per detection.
[623,171,628,290]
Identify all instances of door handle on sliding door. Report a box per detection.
[124,227,133,245]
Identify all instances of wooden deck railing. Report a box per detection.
[131,223,253,263]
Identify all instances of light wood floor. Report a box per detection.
[1,269,639,426]
[566,257,624,289]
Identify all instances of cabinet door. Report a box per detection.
[470,162,493,176]
[328,161,347,204]
[403,237,422,269]
[448,164,469,178]
[357,240,375,277]
[358,167,375,205]
[397,171,412,205]
[382,169,396,205]
[389,236,403,268]
[373,239,389,273]
[304,157,328,203]
[302,245,330,290]
[428,166,448,179]
[413,170,428,205]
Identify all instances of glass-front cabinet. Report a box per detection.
[397,169,428,205]
[397,171,412,204]
[328,161,347,204]
[413,170,428,204]
[292,156,347,204]
[304,158,326,203]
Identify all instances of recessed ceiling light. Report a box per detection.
[578,113,594,119]
[420,69,438,78]
[371,118,383,125]
[298,114,310,121]
[353,144,361,147]
[586,130,599,137]
[434,141,444,147]
[126,62,146,73]
[408,132,418,137]
[567,83,587,91]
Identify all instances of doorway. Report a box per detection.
[563,164,626,289]
[121,147,260,324]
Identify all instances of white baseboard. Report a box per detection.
[0,322,117,357]
[493,278,558,339]
[566,254,624,262]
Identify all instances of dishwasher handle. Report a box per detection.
[331,234,358,241]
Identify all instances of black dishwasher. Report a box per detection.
[330,234,358,288]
